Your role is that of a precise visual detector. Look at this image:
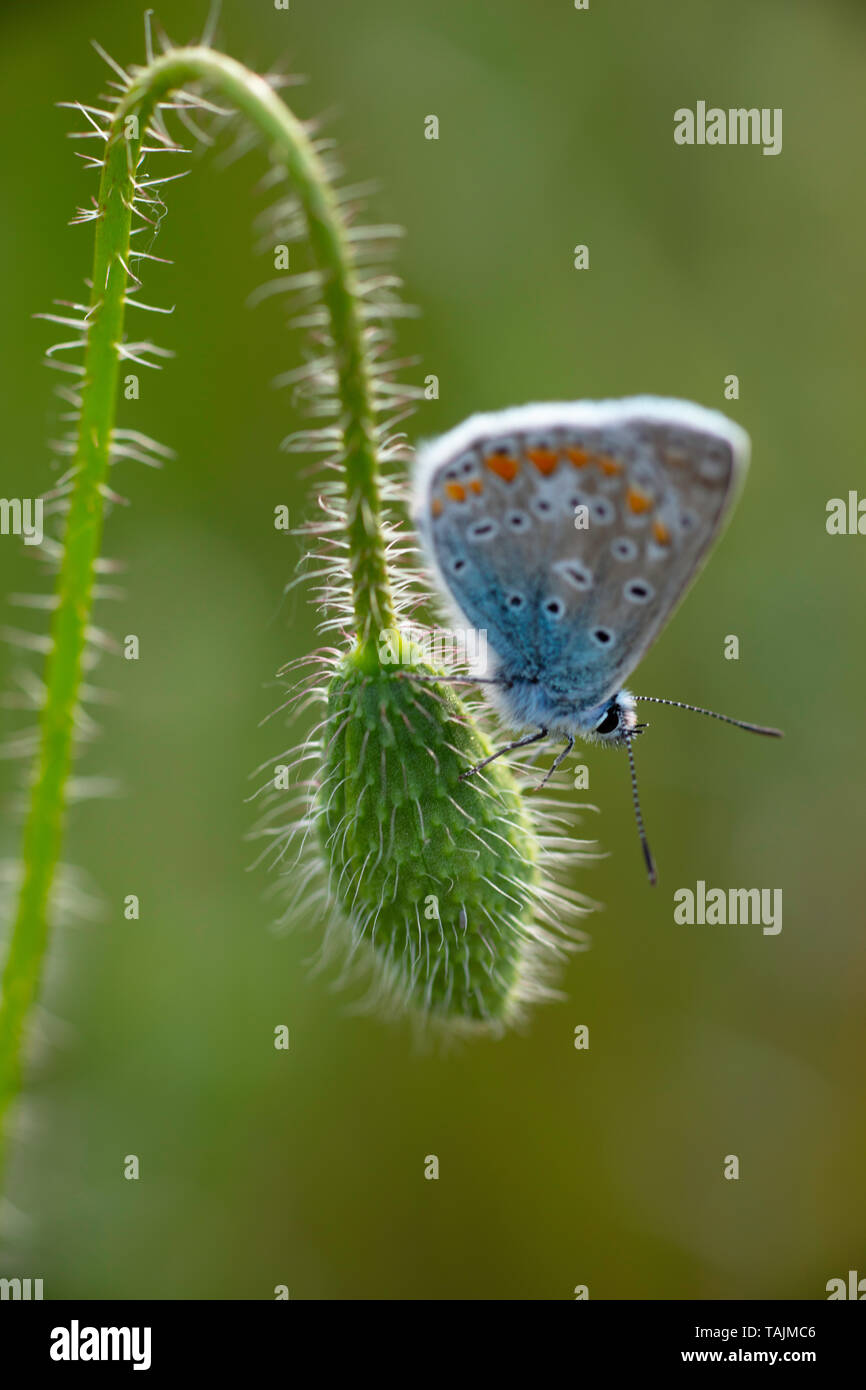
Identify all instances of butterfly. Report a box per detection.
[412,396,782,883]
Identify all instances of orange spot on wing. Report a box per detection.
[445,482,466,502]
[431,498,443,518]
[485,452,519,482]
[652,519,671,545]
[566,446,591,468]
[598,455,623,476]
[527,447,559,476]
[469,479,483,494]
[626,485,653,515]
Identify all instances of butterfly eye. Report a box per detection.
[595,706,620,736]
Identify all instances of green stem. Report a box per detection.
[0,47,393,1191]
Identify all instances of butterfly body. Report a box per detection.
[480,672,637,745]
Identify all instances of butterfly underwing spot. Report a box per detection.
[555,558,593,591]
[645,539,672,564]
[530,495,556,520]
[590,497,616,524]
[624,578,655,604]
[483,437,520,482]
[467,519,499,542]
[611,536,638,562]
[565,442,592,468]
[544,597,566,620]
[445,449,476,476]
[506,510,531,532]
[625,485,655,521]
[590,626,615,646]
[526,433,559,476]
[597,454,624,477]
[645,515,677,562]
[506,592,526,609]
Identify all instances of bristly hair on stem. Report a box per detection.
[0,14,594,1211]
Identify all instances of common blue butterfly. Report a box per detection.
[412,397,781,882]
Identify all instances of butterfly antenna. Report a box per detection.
[632,696,783,738]
[624,733,656,886]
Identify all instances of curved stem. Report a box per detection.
[0,47,393,1190]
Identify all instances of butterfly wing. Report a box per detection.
[413,397,749,710]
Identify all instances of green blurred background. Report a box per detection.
[1,0,864,1299]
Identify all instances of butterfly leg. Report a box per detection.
[459,727,548,782]
[533,734,575,791]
